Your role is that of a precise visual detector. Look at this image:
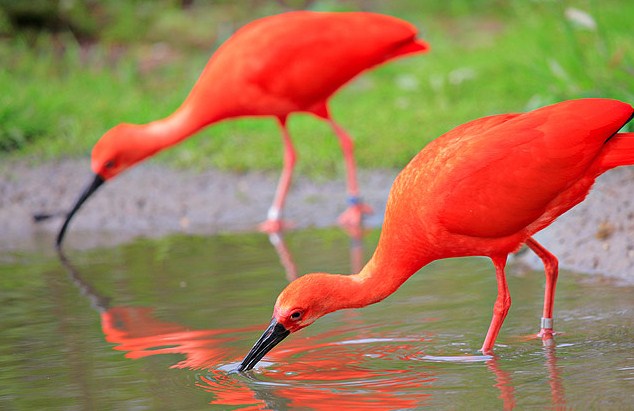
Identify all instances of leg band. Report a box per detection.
[347,196,361,206]
[541,317,554,329]
[267,208,280,221]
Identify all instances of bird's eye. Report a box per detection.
[290,311,302,321]
[104,160,116,169]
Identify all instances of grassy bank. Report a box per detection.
[1,0,633,177]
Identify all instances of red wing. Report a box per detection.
[198,12,424,114]
[436,99,632,238]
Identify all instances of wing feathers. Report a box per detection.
[596,133,634,172]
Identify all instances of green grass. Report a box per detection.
[1,0,633,177]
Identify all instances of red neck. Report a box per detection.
[350,243,433,307]
[142,104,214,149]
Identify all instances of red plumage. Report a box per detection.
[240,98,634,371]
[51,11,429,247]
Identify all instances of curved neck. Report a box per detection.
[347,249,432,308]
[143,105,211,149]
[323,247,433,314]
[279,230,436,318]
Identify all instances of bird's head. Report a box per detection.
[91,123,154,180]
[238,272,361,371]
[272,274,332,332]
[52,123,153,249]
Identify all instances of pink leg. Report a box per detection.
[258,119,296,233]
[327,118,373,227]
[525,237,559,339]
[481,255,511,354]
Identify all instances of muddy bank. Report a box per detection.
[1,159,633,283]
[0,159,395,252]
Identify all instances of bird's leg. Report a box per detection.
[481,256,511,354]
[259,119,296,233]
[525,237,559,340]
[327,118,373,227]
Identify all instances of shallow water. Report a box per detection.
[1,227,632,410]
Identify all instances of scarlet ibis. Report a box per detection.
[239,98,634,371]
[40,11,428,248]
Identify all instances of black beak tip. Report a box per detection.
[238,319,290,373]
[55,173,105,249]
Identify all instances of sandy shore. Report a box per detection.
[1,159,633,283]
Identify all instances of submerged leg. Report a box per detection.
[525,237,559,339]
[481,255,512,354]
[326,117,373,227]
[259,118,296,233]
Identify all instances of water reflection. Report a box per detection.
[486,356,516,410]
[267,223,367,282]
[267,232,298,281]
[60,249,435,408]
[59,251,258,369]
[56,230,568,410]
[544,345,566,409]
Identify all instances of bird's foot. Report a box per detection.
[258,218,294,233]
[537,328,560,348]
[537,317,557,339]
[540,332,556,347]
[337,197,373,228]
[511,330,560,346]
[537,328,555,338]
[479,345,495,356]
[511,318,560,347]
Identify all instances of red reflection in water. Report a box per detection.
[487,357,516,410]
[101,306,260,369]
[196,373,264,411]
[100,305,566,411]
[270,354,433,409]
[198,334,434,410]
[268,384,423,410]
[59,239,565,410]
[102,305,286,408]
[544,345,566,409]
[103,304,433,408]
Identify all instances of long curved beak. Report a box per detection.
[56,173,105,250]
[238,318,290,372]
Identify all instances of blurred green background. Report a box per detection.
[1,0,632,176]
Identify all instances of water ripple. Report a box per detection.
[199,333,436,409]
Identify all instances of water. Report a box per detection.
[1,228,632,410]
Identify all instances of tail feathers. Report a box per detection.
[597,133,634,171]
[385,37,430,61]
[392,38,430,57]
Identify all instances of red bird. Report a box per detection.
[239,98,634,371]
[47,11,429,248]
